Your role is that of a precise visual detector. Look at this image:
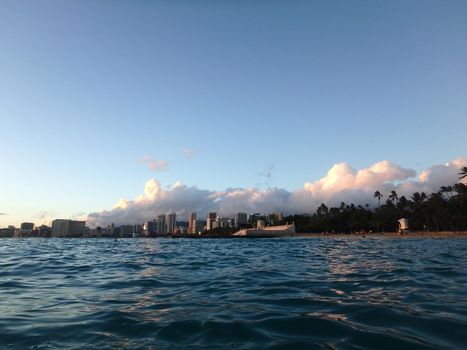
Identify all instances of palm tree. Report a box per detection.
[420,192,427,202]
[316,203,329,217]
[389,190,398,205]
[411,192,422,203]
[454,183,467,198]
[373,191,383,208]
[440,185,454,199]
[459,167,467,181]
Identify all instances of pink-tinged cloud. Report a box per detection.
[182,148,195,159]
[140,155,168,172]
[87,157,466,227]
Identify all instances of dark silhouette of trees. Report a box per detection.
[285,183,467,233]
[459,167,467,180]
[389,190,398,205]
[374,191,383,208]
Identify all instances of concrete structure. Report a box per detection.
[144,220,157,236]
[0,227,15,237]
[234,212,248,227]
[265,212,283,225]
[17,222,35,237]
[109,223,115,237]
[233,223,295,238]
[52,219,86,237]
[166,213,176,234]
[120,225,133,238]
[37,225,51,237]
[256,220,266,229]
[132,224,142,237]
[206,212,217,231]
[215,217,232,228]
[188,212,197,234]
[156,214,166,235]
[129,224,140,238]
[248,213,267,226]
[20,222,34,230]
[274,212,283,223]
[398,218,409,233]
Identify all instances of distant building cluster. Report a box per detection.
[0,211,284,238]
[0,219,85,238]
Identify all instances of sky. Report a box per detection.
[1,1,466,227]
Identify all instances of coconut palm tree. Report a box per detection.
[440,185,454,199]
[373,191,383,208]
[389,190,398,205]
[459,167,467,180]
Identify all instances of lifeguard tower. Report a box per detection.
[397,218,409,234]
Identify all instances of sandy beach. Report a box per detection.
[294,231,467,238]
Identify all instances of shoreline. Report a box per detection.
[1,231,467,239]
[293,231,467,238]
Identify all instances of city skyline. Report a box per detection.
[1,157,466,228]
[1,1,467,227]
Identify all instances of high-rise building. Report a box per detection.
[132,224,142,238]
[20,222,34,236]
[248,213,265,226]
[188,212,197,234]
[52,219,86,237]
[120,225,133,238]
[144,220,157,236]
[216,217,231,228]
[234,212,248,227]
[20,222,34,230]
[274,212,283,223]
[0,227,15,237]
[206,212,217,231]
[166,213,176,234]
[38,225,51,237]
[156,214,166,235]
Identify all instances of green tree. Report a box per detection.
[440,185,454,199]
[389,190,398,205]
[374,190,383,208]
[459,167,467,180]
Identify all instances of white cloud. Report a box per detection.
[418,158,467,189]
[304,160,415,196]
[140,155,168,171]
[182,148,195,159]
[86,157,466,227]
[35,211,55,226]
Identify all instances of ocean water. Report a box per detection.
[0,238,466,349]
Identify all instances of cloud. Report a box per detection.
[304,161,415,195]
[0,213,6,215]
[182,148,195,159]
[257,164,274,187]
[35,211,55,226]
[86,157,467,227]
[418,158,467,189]
[140,155,168,172]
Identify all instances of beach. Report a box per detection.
[295,231,467,238]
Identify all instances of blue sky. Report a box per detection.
[1,1,466,226]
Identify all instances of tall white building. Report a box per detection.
[188,212,197,234]
[166,213,176,234]
[52,219,86,237]
[206,212,217,231]
[156,214,166,235]
[234,212,248,227]
[20,222,34,236]
[144,220,157,236]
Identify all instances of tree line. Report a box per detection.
[284,167,467,233]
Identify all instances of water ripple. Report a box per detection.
[0,238,466,349]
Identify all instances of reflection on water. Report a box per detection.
[0,238,466,349]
